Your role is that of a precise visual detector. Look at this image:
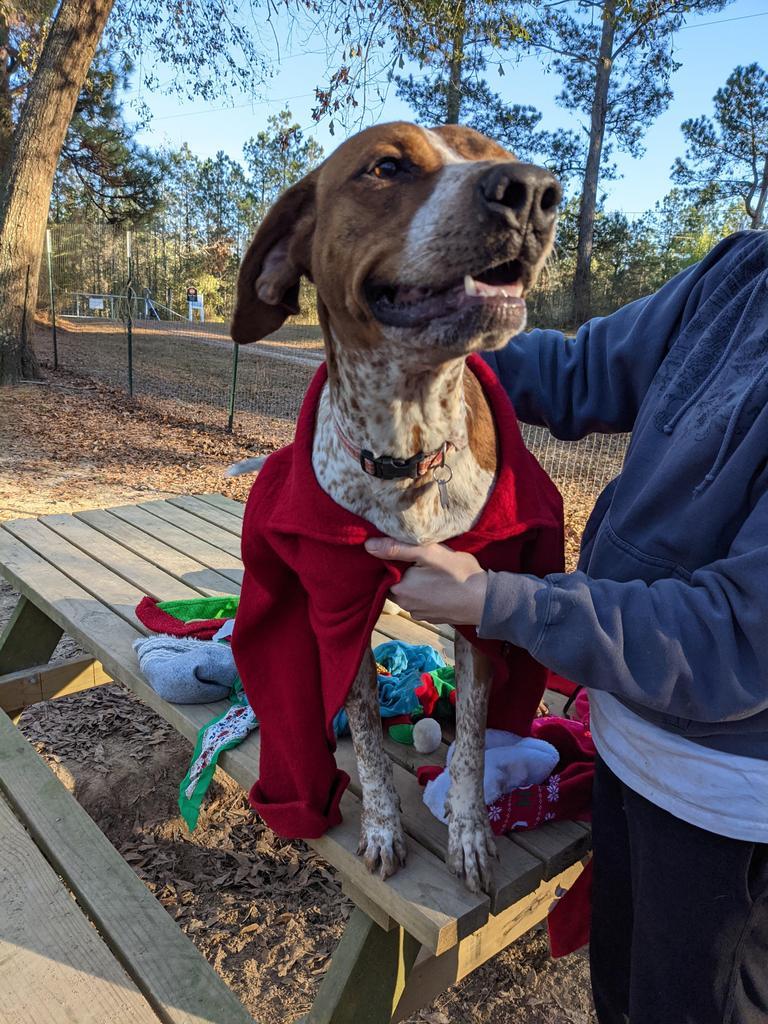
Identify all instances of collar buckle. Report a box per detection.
[359,449,426,480]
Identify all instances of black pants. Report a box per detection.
[590,755,768,1024]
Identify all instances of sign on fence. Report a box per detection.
[88,297,104,310]
[187,286,205,322]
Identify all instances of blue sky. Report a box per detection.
[133,0,768,215]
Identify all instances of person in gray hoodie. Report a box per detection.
[366,229,768,1024]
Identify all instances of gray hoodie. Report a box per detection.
[480,230,768,758]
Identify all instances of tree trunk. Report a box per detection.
[751,152,768,228]
[0,0,114,385]
[573,0,617,326]
[445,4,465,124]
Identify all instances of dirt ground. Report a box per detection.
[0,364,597,1024]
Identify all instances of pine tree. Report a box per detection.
[242,110,325,225]
[51,51,163,224]
[672,63,768,229]
[392,0,584,189]
[531,0,729,323]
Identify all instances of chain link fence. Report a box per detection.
[35,221,629,502]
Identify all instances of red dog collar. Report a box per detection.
[334,420,453,480]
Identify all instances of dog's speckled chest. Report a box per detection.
[312,383,495,545]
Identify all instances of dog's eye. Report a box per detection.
[370,158,401,179]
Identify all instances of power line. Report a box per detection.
[679,8,768,29]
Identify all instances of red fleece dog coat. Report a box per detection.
[232,354,564,839]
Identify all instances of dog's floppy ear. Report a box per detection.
[230,171,318,343]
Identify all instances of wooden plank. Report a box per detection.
[0,656,111,715]
[138,501,241,557]
[160,709,489,953]
[406,618,456,641]
[341,880,395,933]
[391,858,588,1023]
[0,534,482,956]
[314,791,488,955]
[0,792,164,1024]
[543,687,570,717]
[197,493,245,517]
[0,712,255,1024]
[370,629,392,649]
[335,739,543,914]
[76,509,240,597]
[40,514,208,604]
[0,528,222,735]
[72,507,240,598]
[206,731,489,954]
[375,613,454,662]
[305,909,421,1024]
[166,495,244,536]
[382,602,455,643]
[104,505,243,585]
[508,820,592,880]
[382,732,450,773]
[2,519,150,633]
[0,595,63,674]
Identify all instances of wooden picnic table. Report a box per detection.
[0,493,590,1024]
[0,706,257,1024]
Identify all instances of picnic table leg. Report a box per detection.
[0,596,63,674]
[304,908,421,1024]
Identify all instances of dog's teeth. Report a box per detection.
[464,275,478,296]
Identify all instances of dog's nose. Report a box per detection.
[479,163,561,229]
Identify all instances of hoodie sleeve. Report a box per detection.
[484,232,754,440]
[478,470,768,724]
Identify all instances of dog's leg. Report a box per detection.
[445,633,496,893]
[345,648,407,879]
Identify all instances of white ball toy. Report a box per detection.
[412,717,442,755]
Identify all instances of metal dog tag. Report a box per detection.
[433,464,453,510]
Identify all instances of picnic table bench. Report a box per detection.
[0,493,591,1024]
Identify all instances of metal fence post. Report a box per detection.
[126,229,134,397]
[45,228,58,370]
[226,341,240,433]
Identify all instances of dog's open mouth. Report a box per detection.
[365,258,526,329]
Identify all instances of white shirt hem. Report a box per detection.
[589,690,768,844]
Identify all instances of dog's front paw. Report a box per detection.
[446,810,497,894]
[357,812,407,880]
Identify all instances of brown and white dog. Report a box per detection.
[230,122,560,893]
